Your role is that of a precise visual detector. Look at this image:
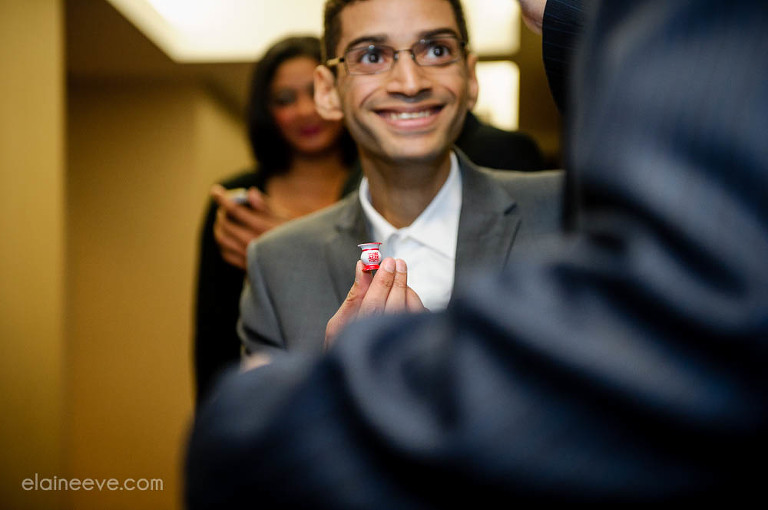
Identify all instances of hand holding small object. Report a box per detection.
[324,257,425,350]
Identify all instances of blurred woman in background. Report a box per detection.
[194,36,359,406]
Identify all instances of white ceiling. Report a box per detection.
[106,0,520,63]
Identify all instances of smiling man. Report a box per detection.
[236,0,563,357]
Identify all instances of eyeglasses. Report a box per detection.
[326,36,467,76]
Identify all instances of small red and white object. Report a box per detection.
[358,242,383,271]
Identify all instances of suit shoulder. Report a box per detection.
[248,195,355,256]
[482,167,565,192]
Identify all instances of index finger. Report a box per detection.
[358,257,397,316]
[383,258,409,313]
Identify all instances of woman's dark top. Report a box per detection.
[193,167,361,405]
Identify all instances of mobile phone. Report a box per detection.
[228,188,250,205]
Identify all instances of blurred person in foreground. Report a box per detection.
[188,0,767,505]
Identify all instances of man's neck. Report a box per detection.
[360,150,453,229]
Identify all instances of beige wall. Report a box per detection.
[0,1,66,509]
[65,79,251,509]
[1,3,248,509]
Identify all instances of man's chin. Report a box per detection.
[376,147,447,167]
[377,136,454,164]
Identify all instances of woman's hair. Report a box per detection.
[247,35,357,177]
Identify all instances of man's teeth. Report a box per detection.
[386,110,434,120]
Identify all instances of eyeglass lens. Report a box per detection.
[345,37,462,75]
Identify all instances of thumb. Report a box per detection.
[247,187,270,212]
[406,286,427,312]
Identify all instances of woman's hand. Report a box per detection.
[211,185,288,270]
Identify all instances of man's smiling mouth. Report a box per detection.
[376,105,444,122]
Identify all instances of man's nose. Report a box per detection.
[384,52,432,97]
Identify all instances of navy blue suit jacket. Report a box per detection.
[186,0,768,506]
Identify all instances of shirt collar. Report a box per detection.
[359,152,462,259]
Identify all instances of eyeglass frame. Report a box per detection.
[325,35,469,76]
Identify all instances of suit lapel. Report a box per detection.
[321,151,520,301]
[454,149,521,286]
[323,194,371,302]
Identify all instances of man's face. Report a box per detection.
[319,0,478,166]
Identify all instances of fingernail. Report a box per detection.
[381,258,395,273]
[396,258,406,273]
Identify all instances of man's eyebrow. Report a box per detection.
[419,28,461,40]
[342,28,462,53]
[343,34,388,53]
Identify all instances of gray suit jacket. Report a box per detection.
[239,150,563,356]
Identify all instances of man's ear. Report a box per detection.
[314,65,344,121]
[465,53,479,111]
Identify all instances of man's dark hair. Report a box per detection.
[247,35,357,175]
[322,0,470,63]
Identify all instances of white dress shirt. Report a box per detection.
[358,152,462,311]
